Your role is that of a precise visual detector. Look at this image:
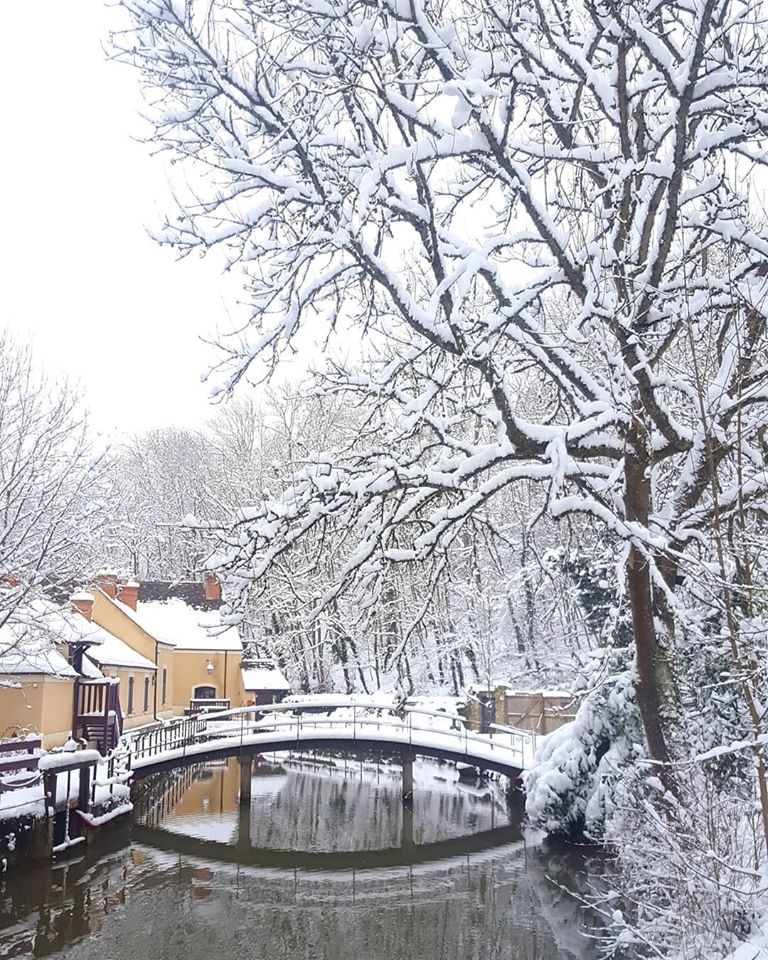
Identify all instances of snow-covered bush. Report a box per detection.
[524,655,646,842]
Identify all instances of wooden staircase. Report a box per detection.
[72,679,123,755]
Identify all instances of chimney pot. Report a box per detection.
[70,592,94,622]
[95,572,118,599]
[117,578,139,611]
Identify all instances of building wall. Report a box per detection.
[0,676,74,748]
[171,649,246,711]
[173,760,240,816]
[90,591,176,722]
[155,646,175,719]
[90,591,160,665]
[498,688,577,734]
[98,666,159,730]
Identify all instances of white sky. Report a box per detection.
[0,1,244,437]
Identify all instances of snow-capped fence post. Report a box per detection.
[78,763,91,815]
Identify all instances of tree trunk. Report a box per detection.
[625,419,673,775]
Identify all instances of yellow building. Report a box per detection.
[0,573,290,752]
[0,599,115,748]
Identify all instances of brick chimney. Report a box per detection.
[117,578,139,611]
[95,571,117,599]
[70,591,94,621]
[203,572,221,602]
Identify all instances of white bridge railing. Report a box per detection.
[121,698,536,773]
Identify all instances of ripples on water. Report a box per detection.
[0,756,606,960]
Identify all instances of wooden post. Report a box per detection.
[239,755,253,805]
[78,762,91,814]
[71,679,81,743]
[401,753,414,808]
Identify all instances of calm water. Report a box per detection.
[0,756,606,960]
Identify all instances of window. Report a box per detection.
[162,668,167,706]
[193,685,216,700]
[127,676,135,715]
[143,676,150,713]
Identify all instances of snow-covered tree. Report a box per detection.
[106,427,219,578]
[114,0,768,781]
[0,333,106,654]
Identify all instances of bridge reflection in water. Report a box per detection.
[0,757,605,960]
[133,754,519,863]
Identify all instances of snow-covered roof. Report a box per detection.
[79,654,105,679]
[241,660,291,691]
[94,588,173,645]
[0,645,76,679]
[0,598,109,679]
[86,633,157,671]
[130,598,242,652]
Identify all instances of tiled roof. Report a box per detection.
[138,581,221,609]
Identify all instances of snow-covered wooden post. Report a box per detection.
[78,762,91,815]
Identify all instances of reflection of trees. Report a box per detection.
[524,841,610,960]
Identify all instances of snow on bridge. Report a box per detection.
[123,696,536,780]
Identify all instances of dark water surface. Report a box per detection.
[0,756,605,960]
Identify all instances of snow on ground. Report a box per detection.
[723,921,768,960]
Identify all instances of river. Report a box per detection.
[0,755,607,960]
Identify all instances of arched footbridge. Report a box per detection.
[122,698,536,781]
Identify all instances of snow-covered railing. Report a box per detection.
[0,736,43,794]
[121,698,536,775]
[0,742,133,839]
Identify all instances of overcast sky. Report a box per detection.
[0,1,245,437]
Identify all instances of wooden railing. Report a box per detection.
[185,698,231,716]
[72,679,123,753]
[0,737,43,793]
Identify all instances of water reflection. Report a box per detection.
[134,756,517,859]
[0,756,607,960]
